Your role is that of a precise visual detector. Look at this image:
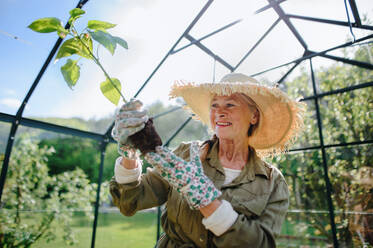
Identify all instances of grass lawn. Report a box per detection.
[34,210,158,248]
[27,210,331,248]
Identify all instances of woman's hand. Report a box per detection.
[145,142,221,209]
[111,99,148,160]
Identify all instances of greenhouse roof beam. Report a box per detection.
[276,59,302,85]
[301,80,373,101]
[234,18,281,71]
[312,51,373,70]
[268,0,308,50]
[152,106,183,119]
[309,58,338,248]
[348,0,362,27]
[132,0,213,99]
[0,112,107,142]
[289,139,373,153]
[171,19,242,55]
[254,0,287,15]
[250,33,373,77]
[185,34,234,71]
[286,14,373,31]
[164,117,192,147]
[104,0,214,138]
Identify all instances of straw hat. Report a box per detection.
[169,73,306,156]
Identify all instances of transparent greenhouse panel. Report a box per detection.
[18,0,204,134]
[278,212,332,247]
[355,0,373,25]
[326,145,373,247]
[0,126,102,247]
[267,150,334,246]
[137,44,219,107]
[0,0,78,116]
[0,121,11,155]
[281,62,321,150]
[0,121,11,173]
[237,20,304,76]
[99,143,160,248]
[190,0,267,38]
[327,37,373,65]
[310,55,373,92]
[151,106,209,151]
[319,87,372,145]
[290,100,320,150]
[95,208,158,248]
[292,19,356,52]
[281,0,353,22]
[191,4,279,66]
[167,118,210,150]
[252,61,300,87]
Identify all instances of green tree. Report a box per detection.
[271,43,373,247]
[0,136,109,247]
[38,137,101,182]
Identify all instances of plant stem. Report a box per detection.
[72,26,127,103]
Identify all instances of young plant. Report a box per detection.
[28,8,128,105]
[28,8,162,154]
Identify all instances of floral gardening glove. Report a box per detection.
[145,142,221,209]
[111,99,148,159]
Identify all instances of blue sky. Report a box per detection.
[1,0,372,121]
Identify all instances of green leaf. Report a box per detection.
[56,38,80,60]
[69,8,85,18]
[55,37,93,61]
[28,17,64,33]
[61,59,80,89]
[100,78,122,105]
[68,8,85,24]
[112,36,128,49]
[89,30,116,55]
[87,20,116,31]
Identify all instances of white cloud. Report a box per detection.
[4,89,16,96]
[0,97,21,109]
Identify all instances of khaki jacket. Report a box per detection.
[110,140,289,248]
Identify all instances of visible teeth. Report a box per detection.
[216,122,231,126]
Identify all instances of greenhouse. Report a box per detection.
[0,0,372,247]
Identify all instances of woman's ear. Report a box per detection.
[250,109,259,125]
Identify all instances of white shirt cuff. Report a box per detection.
[202,200,238,236]
[114,157,142,184]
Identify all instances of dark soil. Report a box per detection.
[128,118,162,154]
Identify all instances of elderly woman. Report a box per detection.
[110,73,304,247]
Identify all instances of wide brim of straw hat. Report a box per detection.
[169,76,306,157]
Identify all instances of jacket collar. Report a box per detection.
[206,140,270,182]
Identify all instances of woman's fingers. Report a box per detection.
[119,99,143,112]
[117,115,149,128]
[117,109,148,119]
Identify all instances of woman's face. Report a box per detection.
[209,94,258,141]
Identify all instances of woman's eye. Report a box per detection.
[226,103,235,107]
[211,103,218,108]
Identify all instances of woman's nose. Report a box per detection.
[217,109,226,118]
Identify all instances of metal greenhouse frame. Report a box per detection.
[1,0,372,247]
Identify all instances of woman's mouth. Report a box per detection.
[216,121,232,127]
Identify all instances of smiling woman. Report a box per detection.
[109,72,305,247]
[210,93,259,143]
